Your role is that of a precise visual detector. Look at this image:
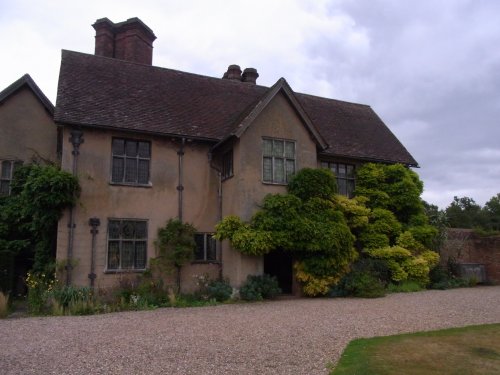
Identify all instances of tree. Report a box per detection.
[482,193,500,231]
[352,163,439,286]
[445,196,483,229]
[153,219,197,293]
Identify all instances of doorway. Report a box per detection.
[264,249,293,294]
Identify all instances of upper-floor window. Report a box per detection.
[0,160,22,196]
[111,138,151,185]
[194,233,217,262]
[107,219,148,270]
[320,161,355,197]
[262,138,295,184]
[221,150,233,180]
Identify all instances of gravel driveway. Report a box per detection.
[1,286,499,374]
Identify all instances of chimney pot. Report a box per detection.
[242,67,259,84]
[223,64,242,80]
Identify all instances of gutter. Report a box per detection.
[66,129,84,285]
[208,151,223,280]
[177,138,186,221]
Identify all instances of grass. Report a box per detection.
[331,323,500,375]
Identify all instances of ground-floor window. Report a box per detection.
[194,233,217,262]
[320,161,355,197]
[107,219,147,270]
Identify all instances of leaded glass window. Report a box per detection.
[107,219,148,270]
[0,160,22,196]
[262,138,296,184]
[320,161,356,197]
[111,138,150,185]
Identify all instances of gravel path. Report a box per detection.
[1,286,499,374]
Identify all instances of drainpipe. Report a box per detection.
[88,217,100,288]
[209,152,223,280]
[66,129,84,285]
[177,138,186,222]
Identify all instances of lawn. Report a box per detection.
[331,323,500,375]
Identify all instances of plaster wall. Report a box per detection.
[220,92,318,287]
[56,127,220,291]
[0,87,57,162]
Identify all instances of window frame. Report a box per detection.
[105,218,148,272]
[193,233,218,263]
[320,161,356,198]
[221,149,234,181]
[0,160,22,196]
[110,137,152,187]
[262,137,296,185]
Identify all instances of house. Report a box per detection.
[0,74,59,195]
[0,73,58,294]
[54,17,417,294]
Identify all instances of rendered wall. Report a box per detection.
[56,127,220,291]
[220,91,318,287]
[0,86,57,163]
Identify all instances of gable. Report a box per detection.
[0,74,54,116]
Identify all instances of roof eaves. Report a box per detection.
[318,150,419,168]
[55,120,220,144]
[0,74,54,115]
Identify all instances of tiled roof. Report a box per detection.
[0,74,54,115]
[55,50,417,166]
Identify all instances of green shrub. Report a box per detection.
[387,280,423,293]
[26,271,55,314]
[331,258,390,298]
[342,271,386,298]
[287,167,337,201]
[207,279,233,302]
[429,265,469,290]
[239,274,281,301]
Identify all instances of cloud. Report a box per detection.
[1,0,499,210]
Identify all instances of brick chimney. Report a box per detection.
[92,17,157,65]
[223,65,242,80]
[242,68,259,84]
[222,65,259,84]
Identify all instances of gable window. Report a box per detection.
[0,160,22,196]
[320,161,355,198]
[107,219,148,270]
[262,138,295,184]
[194,233,217,262]
[221,150,233,180]
[111,138,151,185]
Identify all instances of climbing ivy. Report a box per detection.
[0,164,79,292]
[216,168,357,296]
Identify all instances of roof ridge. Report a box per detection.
[296,91,371,108]
[62,49,270,89]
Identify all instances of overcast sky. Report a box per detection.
[1,0,499,209]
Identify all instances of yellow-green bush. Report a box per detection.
[295,262,339,297]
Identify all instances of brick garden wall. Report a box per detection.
[440,228,500,283]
